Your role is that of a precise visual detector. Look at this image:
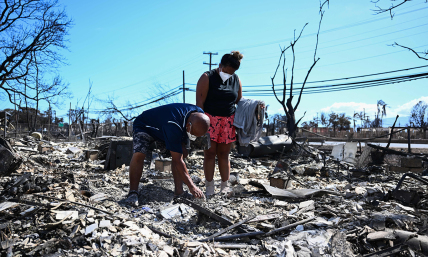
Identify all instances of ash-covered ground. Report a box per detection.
[1,135,428,257]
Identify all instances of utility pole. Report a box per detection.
[14,91,17,138]
[203,52,218,70]
[48,103,51,138]
[183,70,185,103]
[69,102,71,140]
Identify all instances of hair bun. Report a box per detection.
[231,51,243,61]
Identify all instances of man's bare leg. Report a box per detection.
[129,152,146,191]
[203,141,217,182]
[216,142,232,182]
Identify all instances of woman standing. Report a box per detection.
[196,51,243,195]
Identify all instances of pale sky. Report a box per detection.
[1,0,427,126]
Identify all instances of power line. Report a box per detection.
[245,29,426,63]
[211,5,428,52]
[91,86,182,111]
[187,70,428,95]
[241,43,428,75]
[93,89,183,113]
[186,64,428,88]
[245,14,428,62]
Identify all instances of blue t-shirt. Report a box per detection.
[133,103,204,153]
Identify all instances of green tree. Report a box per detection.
[410,101,428,127]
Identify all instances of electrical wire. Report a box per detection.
[186,64,428,88]
[186,70,428,96]
[91,85,182,111]
[212,5,428,52]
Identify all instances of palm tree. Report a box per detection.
[376,100,388,127]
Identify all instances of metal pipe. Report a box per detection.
[408,126,411,153]
[394,173,428,193]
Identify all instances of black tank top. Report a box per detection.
[203,69,240,117]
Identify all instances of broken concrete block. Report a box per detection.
[66,147,82,155]
[53,211,78,220]
[388,166,423,174]
[155,159,172,172]
[355,187,368,196]
[87,209,95,217]
[90,193,108,202]
[269,177,293,189]
[85,222,98,235]
[99,220,111,228]
[160,204,189,219]
[367,231,396,241]
[162,245,175,256]
[270,177,287,189]
[104,140,133,170]
[299,200,315,210]
[85,150,99,161]
[37,145,51,153]
[401,157,422,168]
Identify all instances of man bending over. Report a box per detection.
[124,103,210,206]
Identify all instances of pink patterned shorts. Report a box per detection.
[206,113,236,144]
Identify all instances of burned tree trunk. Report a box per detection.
[114,122,120,137]
[271,1,328,138]
[91,119,100,138]
[124,120,130,137]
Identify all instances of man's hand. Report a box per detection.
[170,151,205,199]
[189,185,205,199]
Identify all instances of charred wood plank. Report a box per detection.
[363,244,407,257]
[210,231,265,241]
[176,198,252,234]
[265,216,316,236]
[367,143,428,161]
[199,214,256,242]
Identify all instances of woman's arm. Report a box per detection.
[235,78,243,104]
[196,73,209,110]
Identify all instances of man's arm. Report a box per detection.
[170,151,204,198]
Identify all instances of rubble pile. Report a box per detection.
[1,135,428,256]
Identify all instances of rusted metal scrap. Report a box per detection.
[387,172,428,205]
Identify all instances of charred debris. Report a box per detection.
[1,134,428,257]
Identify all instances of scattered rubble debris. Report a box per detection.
[1,134,428,256]
[0,137,22,176]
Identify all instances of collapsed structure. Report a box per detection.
[0,134,428,257]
